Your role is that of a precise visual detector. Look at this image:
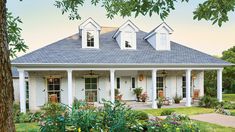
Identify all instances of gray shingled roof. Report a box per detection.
[12,28,231,66]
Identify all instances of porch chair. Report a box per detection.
[192,89,200,104]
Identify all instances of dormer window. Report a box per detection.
[144,22,173,51]
[87,30,94,47]
[160,33,167,46]
[113,20,139,50]
[79,18,101,49]
[124,32,133,48]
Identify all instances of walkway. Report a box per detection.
[190,113,235,128]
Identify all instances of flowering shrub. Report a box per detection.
[147,113,199,132]
[38,100,199,132]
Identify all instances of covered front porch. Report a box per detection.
[18,67,223,113]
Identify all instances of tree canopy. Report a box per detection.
[7,11,28,58]
[54,0,235,26]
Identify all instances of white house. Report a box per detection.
[12,18,232,113]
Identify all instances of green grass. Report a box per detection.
[141,107,214,116]
[223,94,235,102]
[194,120,235,132]
[15,122,39,132]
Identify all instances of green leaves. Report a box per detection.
[193,0,235,27]
[54,0,84,20]
[7,11,28,58]
[54,0,235,26]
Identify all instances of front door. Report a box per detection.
[120,77,134,100]
[85,77,98,102]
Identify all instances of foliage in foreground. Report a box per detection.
[54,0,235,26]
[38,100,199,132]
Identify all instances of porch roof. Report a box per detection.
[12,27,232,67]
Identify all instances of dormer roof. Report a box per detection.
[144,22,173,40]
[112,20,140,39]
[79,17,101,30]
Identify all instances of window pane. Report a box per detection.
[85,78,90,83]
[48,85,54,90]
[91,84,97,89]
[54,85,60,90]
[117,78,120,89]
[132,77,135,88]
[91,78,97,83]
[47,78,53,84]
[85,84,91,89]
[54,78,60,84]
[87,31,94,47]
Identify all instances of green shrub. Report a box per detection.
[131,111,148,120]
[30,111,44,122]
[199,96,219,108]
[205,87,217,97]
[147,113,199,131]
[13,102,20,123]
[160,109,176,116]
[18,113,31,123]
[222,101,235,109]
[39,103,68,132]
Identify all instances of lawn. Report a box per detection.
[15,122,39,132]
[140,107,214,116]
[223,94,235,102]
[194,120,235,132]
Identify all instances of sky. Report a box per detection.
[7,0,235,57]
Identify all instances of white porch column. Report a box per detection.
[152,69,157,109]
[110,69,115,103]
[67,70,73,107]
[19,70,26,113]
[186,69,191,107]
[217,69,223,102]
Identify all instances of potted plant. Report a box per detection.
[115,89,122,101]
[140,92,148,102]
[133,87,143,102]
[173,95,182,104]
[157,98,163,108]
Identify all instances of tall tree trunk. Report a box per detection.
[0,0,15,131]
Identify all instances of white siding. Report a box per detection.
[23,70,205,111]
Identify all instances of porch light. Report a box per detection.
[139,74,144,81]
[48,77,53,82]
[161,70,167,77]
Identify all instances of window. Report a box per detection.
[85,78,97,102]
[182,76,193,98]
[124,32,132,48]
[132,77,135,88]
[87,30,94,47]
[160,33,167,45]
[156,77,164,97]
[47,78,61,102]
[117,77,120,89]
[25,81,29,110]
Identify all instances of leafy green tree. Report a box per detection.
[54,0,235,26]
[222,46,235,93]
[204,47,235,94]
